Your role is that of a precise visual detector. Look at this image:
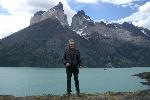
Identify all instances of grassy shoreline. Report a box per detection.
[0,89,150,100]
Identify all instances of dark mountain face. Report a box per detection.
[0,3,150,67]
[0,17,150,67]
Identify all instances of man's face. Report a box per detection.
[69,43,75,49]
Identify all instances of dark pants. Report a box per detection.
[66,67,80,93]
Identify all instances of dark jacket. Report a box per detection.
[63,48,83,68]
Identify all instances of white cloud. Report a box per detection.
[76,0,139,5]
[0,0,76,39]
[76,0,97,4]
[118,1,150,30]
[0,14,31,39]
[101,0,138,5]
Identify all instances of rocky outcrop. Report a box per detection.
[133,72,150,86]
[30,2,69,26]
[30,11,45,25]
[71,10,93,36]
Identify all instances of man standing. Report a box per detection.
[63,39,83,96]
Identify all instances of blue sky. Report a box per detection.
[0,0,148,21]
[0,0,150,39]
[68,0,149,21]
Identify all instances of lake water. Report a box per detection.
[0,67,150,96]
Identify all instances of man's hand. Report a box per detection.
[65,63,70,67]
[79,65,84,68]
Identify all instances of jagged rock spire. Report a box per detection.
[51,2,63,11]
[30,2,68,26]
[77,10,86,16]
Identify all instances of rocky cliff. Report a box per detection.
[30,2,68,26]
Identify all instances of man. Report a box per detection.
[63,39,83,96]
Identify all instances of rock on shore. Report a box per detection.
[133,72,150,86]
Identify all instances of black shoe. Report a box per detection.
[76,91,81,97]
[66,92,71,96]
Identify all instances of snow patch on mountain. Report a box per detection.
[141,29,149,37]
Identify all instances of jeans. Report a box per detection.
[66,67,80,93]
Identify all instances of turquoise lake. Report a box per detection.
[0,67,150,96]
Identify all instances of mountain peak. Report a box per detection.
[77,10,85,16]
[30,2,68,26]
[51,2,63,11]
[75,10,91,21]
